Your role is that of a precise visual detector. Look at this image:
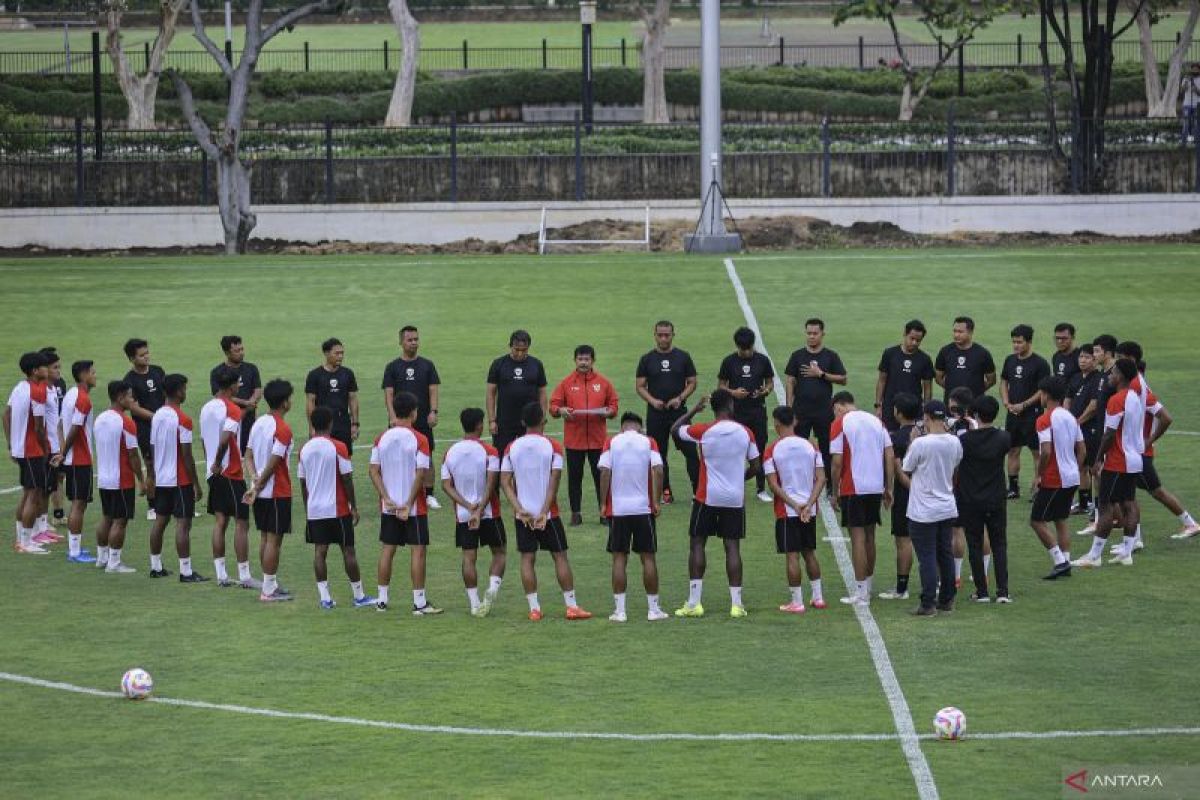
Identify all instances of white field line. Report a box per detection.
[2,671,1198,745]
[723,258,939,800]
[735,249,1200,262]
[0,486,22,494]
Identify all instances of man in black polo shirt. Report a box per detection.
[305,337,359,454]
[635,320,699,504]
[1066,347,1104,514]
[382,325,442,508]
[935,316,996,401]
[1050,322,1080,383]
[717,326,775,502]
[875,319,934,432]
[1000,324,1051,500]
[123,337,167,519]
[210,335,262,453]
[784,318,846,490]
[486,329,547,457]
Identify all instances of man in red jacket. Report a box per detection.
[550,345,618,526]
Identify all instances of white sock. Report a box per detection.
[1048,545,1065,565]
[983,554,992,576]
[350,580,365,600]
[614,592,626,614]
[214,557,228,582]
[237,561,252,582]
[17,526,31,547]
[37,514,49,533]
[317,581,331,602]
[97,546,109,565]
[1122,535,1138,558]
[378,585,390,604]
[413,588,427,608]
[790,586,803,605]
[488,575,503,593]
[68,533,82,556]
[865,575,874,594]
[855,580,867,598]
[810,578,823,602]
[526,592,540,612]
[107,548,121,568]
[954,558,963,579]
[150,553,163,572]
[1087,536,1106,560]
[647,593,661,613]
[466,587,480,610]
[688,579,703,607]
[262,573,277,595]
[1062,550,1071,563]
[1180,511,1197,527]
[1134,523,1143,544]
[729,586,742,607]
[179,557,193,576]
[563,589,577,608]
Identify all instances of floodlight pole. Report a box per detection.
[580,0,596,134]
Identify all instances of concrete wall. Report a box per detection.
[3,194,1199,250]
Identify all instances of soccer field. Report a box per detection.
[2,245,1199,798]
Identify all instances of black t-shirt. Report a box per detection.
[877,346,934,409]
[1052,349,1080,383]
[382,356,441,421]
[1068,370,1105,435]
[49,378,66,413]
[1001,352,1052,414]
[935,343,996,400]
[717,351,774,418]
[124,365,167,435]
[210,362,262,426]
[1095,366,1115,423]
[958,427,1012,507]
[636,348,697,413]
[890,423,917,508]
[487,354,547,431]
[784,347,846,418]
[305,365,358,431]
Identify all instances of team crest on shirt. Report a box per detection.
[957,356,966,367]
[903,359,912,370]
[329,379,339,390]
[593,383,601,392]
[660,359,670,370]
[406,368,415,379]
[742,365,751,375]
[1015,366,1024,377]
[514,368,524,378]
[146,379,156,390]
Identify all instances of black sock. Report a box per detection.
[53,508,65,520]
[425,487,434,497]
[1008,475,1019,491]
[897,574,910,593]
[1079,489,1092,506]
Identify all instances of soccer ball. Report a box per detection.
[933,706,966,740]
[121,668,154,700]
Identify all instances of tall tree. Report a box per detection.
[384,0,419,127]
[1127,0,1199,117]
[101,0,188,129]
[834,0,1022,121]
[168,0,339,254]
[639,0,671,123]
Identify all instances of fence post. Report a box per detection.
[144,41,151,72]
[957,43,964,96]
[384,40,389,71]
[450,112,459,203]
[621,38,627,67]
[1194,126,1199,193]
[324,118,334,204]
[90,31,102,161]
[304,41,310,72]
[462,39,468,70]
[778,35,784,66]
[946,103,956,197]
[542,38,548,69]
[1016,33,1022,66]
[201,150,210,205]
[74,118,85,207]
[821,116,831,198]
[858,35,864,70]
[574,110,584,202]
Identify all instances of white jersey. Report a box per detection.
[500,434,564,518]
[441,438,501,523]
[1036,406,1085,489]
[830,409,892,496]
[370,426,432,515]
[763,435,824,517]
[94,409,139,490]
[6,380,47,458]
[199,397,243,479]
[598,429,663,517]
[245,413,294,499]
[61,386,95,467]
[44,384,61,453]
[150,404,194,488]
[297,435,353,520]
[676,418,760,508]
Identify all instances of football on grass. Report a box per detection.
[933,706,966,740]
[121,668,154,700]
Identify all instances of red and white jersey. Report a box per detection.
[199,397,244,480]
[61,386,94,467]
[500,434,564,518]
[1036,406,1085,489]
[763,435,824,519]
[441,438,501,523]
[370,425,431,515]
[246,413,294,499]
[42,381,61,454]
[1142,391,1163,458]
[1103,388,1145,474]
[830,409,892,496]
[6,380,47,458]
[298,436,353,520]
[151,404,194,488]
[677,419,760,508]
[94,409,138,490]
[598,430,663,517]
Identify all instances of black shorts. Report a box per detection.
[63,465,93,503]
[607,514,657,554]
[891,490,910,536]
[1136,456,1162,493]
[253,497,292,535]
[455,518,507,549]
[841,494,882,528]
[1082,431,1102,467]
[414,422,435,451]
[688,502,746,540]
[1030,486,1076,523]
[331,428,353,457]
[1004,413,1039,450]
[207,475,250,519]
[734,410,768,458]
[153,485,197,519]
[380,513,430,546]
[1098,471,1138,505]
[775,516,817,553]
[16,456,50,492]
[306,516,355,547]
[99,487,136,520]
[515,516,568,553]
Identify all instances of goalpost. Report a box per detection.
[537,206,652,255]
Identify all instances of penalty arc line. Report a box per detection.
[2,671,1198,745]
[723,257,940,800]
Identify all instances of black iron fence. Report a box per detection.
[1,117,1196,208]
[4,37,1199,74]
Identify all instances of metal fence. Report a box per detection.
[4,37,1199,74]
[3,117,1196,207]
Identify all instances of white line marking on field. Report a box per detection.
[2,671,1198,745]
[1,486,21,494]
[723,257,939,800]
[1168,430,1200,437]
[736,249,1198,262]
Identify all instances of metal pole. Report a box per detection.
[699,0,722,232]
[384,40,389,71]
[778,35,784,66]
[957,43,965,96]
[304,40,310,72]
[574,110,584,201]
[582,24,593,133]
[946,103,956,197]
[324,118,334,204]
[462,39,468,70]
[224,0,234,63]
[858,35,864,70]
[90,31,103,161]
[64,24,71,74]
[201,150,210,204]
[450,112,458,202]
[821,116,831,198]
[621,37,627,67]
[542,38,548,70]
[1194,125,1199,193]
[74,118,84,207]
[1017,33,1022,66]
[144,41,151,72]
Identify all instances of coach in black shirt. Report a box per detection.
[935,316,996,401]
[123,337,167,459]
[1000,324,1052,499]
[486,329,547,455]
[383,325,442,502]
[1050,322,1081,383]
[210,335,262,451]
[717,326,774,498]
[305,337,359,454]
[875,319,934,431]
[635,320,699,503]
[784,318,846,488]
[1067,348,1105,512]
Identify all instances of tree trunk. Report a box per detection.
[217,153,256,255]
[898,77,915,121]
[640,0,671,123]
[385,0,420,127]
[103,0,184,130]
[1135,0,1199,117]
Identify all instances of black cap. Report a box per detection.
[923,400,948,420]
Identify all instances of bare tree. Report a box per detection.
[102,0,188,129]
[168,0,339,254]
[384,0,420,127]
[639,0,671,123]
[1127,0,1199,117]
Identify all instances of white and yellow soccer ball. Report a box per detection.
[933,706,966,740]
[121,668,154,700]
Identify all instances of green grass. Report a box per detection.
[1,246,1199,798]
